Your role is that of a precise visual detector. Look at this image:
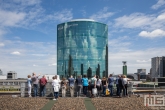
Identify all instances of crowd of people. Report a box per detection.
[27,73,130,100]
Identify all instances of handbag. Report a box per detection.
[92,88,97,95]
[106,89,110,95]
[54,86,59,92]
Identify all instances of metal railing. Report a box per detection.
[129,82,165,95]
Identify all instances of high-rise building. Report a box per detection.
[151,56,165,78]
[162,57,165,77]
[137,69,146,79]
[57,19,108,78]
[137,69,146,75]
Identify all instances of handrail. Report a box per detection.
[129,82,165,95]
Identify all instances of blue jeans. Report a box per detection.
[124,84,127,96]
[33,84,38,97]
[40,85,46,97]
[108,85,113,96]
[116,84,120,96]
[102,85,106,95]
[54,92,59,99]
[83,86,88,95]
[119,87,125,97]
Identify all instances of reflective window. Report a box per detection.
[57,21,108,78]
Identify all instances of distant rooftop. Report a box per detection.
[70,19,95,22]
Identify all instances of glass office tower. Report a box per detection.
[57,19,108,78]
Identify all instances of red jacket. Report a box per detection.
[39,78,47,86]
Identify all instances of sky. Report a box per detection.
[0,0,165,78]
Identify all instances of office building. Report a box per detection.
[57,19,108,78]
[7,71,17,79]
[151,56,165,78]
[137,69,146,79]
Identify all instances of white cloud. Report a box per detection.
[33,64,38,67]
[0,43,5,47]
[0,29,6,37]
[151,0,165,10]
[14,36,21,39]
[136,59,150,63]
[0,10,26,27]
[0,39,57,77]
[114,13,155,29]
[113,12,165,36]
[139,29,165,38]
[0,1,72,28]
[13,0,41,6]
[11,51,21,55]
[157,12,165,20]
[108,36,131,52]
[46,9,73,22]
[90,7,114,21]
[48,63,57,66]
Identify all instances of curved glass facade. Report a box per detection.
[57,20,108,78]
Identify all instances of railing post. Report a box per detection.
[154,82,156,95]
[132,82,134,95]
[20,82,26,97]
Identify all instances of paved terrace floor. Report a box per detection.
[0,95,157,110]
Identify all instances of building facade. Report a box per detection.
[57,19,108,78]
[7,71,17,79]
[137,69,146,80]
[151,56,165,78]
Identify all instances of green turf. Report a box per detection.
[40,100,56,110]
[84,98,96,110]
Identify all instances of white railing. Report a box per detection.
[129,82,165,95]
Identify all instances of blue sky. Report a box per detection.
[0,0,165,78]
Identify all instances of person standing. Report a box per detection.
[123,75,128,96]
[118,75,125,98]
[68,75,75,97]
[52,75,60,100]
[101,77,107,96]
[96,75,102,97]
[31,73,40,97]
[90,75,97,97]
[116,75,120,96]
[76,75,82,97]
[107,74,114,97]
[82,74,88,97]
[61,77,67,97]
[27,75,32,97]
[39,75,47,97]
